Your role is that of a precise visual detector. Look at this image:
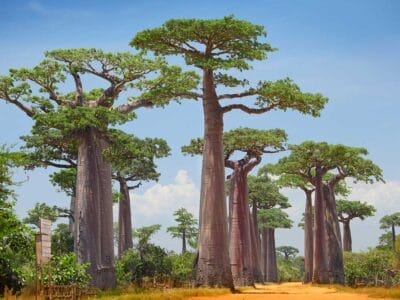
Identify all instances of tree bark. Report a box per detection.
[342,220,352,252]
[312,170,329,283]
[227,163,254,286]
[304,190,313,283]
[117,177,133,257]
[69,195,76,240]
[392,224,396,250]
[75,127,116,289]
[182,231,187,254]
[323,183,344,284]
[265,228,278,282]
[196,69,233,288]
[249,211,263,283]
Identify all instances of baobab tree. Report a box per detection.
[276,246,299,260]
[248,173,290,282]
[336,199,376,252]
[104,130,170,257]
[183,127,287,286]
[0,49,198,288]
[132,16,328,287]
[167,207,198,254]
[271,141,383,284]
[258,208,292,282]
[380,212,400,250]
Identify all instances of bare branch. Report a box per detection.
[116,99,154,113]
[221,103,276,114]
[128,182,142,190]
[244,156,261,174]
[71,72,84,105]
[218,90,256,100]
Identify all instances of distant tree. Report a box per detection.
[133,16,328,287]
[23,202,59,228]
[276,246,299,260]
[51,223,74,256]
[134,224,162,261]
[167,208,198,254]
[336,200,376,252]
[104,130,170,257]
[258,208,293,282]
[270,141,383,284]
[380,213,400,250]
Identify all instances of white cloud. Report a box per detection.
[130,169,199,217]
[348,180,400,214]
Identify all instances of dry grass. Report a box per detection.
[333,285,400,299]
[95,287,231,300]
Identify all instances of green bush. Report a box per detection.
[344,249,394,286]
[277,256,303,282]
[167,252,195,285]
[43,253,91,287]
[116,246,172,286]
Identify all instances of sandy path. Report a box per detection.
[190,282,374,300]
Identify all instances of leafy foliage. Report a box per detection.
[277,256,304,282]
[380,213,400,230]
[167,252,196,286]
[51,223,74,256]
[167,208,198,252]
[344,249,394,286]
[23,202,59,227]
[276,246,299,260]
[258,208,293,229]
[44,253,91,287]
[337,199,376,222]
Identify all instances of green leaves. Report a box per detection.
[132,15,275,71]
[336,199,376,221]
[380,212,400,229]
[256,78,328,117]
[182,127,287,158]
[258,207,293,229]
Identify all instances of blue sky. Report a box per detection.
[1,0,399,253]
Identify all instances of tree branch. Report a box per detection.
[128,182,142,190]
[221,103,276,114]
[244,156,261,174]
[71,72,84,106]
[218,90,256,100]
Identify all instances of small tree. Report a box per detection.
[23,202,59,228]
[380,213,400,250]
[336,200,376,252]
[167,208,198,254]
[276,246,299,260]
[51,223,74,256]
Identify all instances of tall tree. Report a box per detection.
[380,213,400,250]
[183,127,287,285]
[336,200,376,252]
[0,49,198,288]
[104,130,170,257]
[167,207,198,254]
[271,141,383,284]
[132,16,328,287]
[258,208,292,282]
[134,224,162,261]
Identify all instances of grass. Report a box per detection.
[94,287,231,300]
[327,284,400,299]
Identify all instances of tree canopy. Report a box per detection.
[336,200,376,222]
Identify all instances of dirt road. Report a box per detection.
[190,282,375,300]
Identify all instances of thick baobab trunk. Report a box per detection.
[249,212,263,283]
[304,190,313,283]
[312,171,329,283]
[323,184,344,284]
[342,221,352,252]
[75,128,115,289]
[118,177,133,257]
[227,164,254,286]
[196,69,233,288]
[264,228,278,282]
